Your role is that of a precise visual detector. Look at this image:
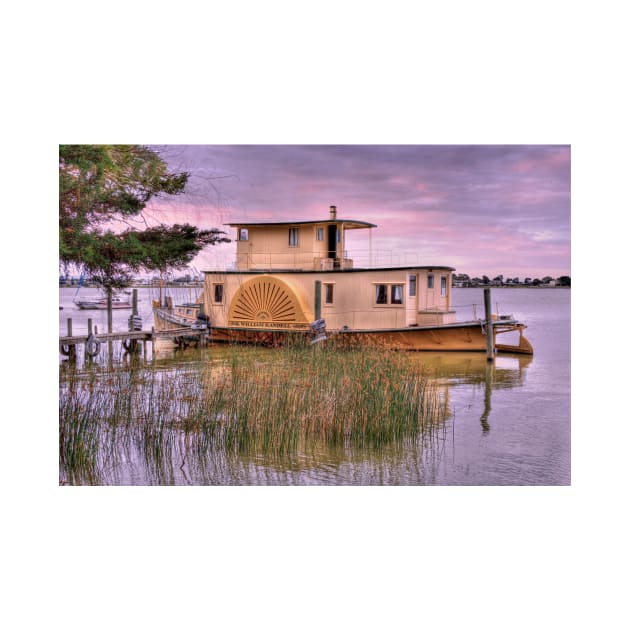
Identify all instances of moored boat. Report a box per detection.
[75,296,132,310]
[154,206,533,354]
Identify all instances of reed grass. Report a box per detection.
[59,342,447,481]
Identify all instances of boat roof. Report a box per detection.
[226,219,377,230]
[202,265,455,274]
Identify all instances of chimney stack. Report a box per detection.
[329,205,337,220]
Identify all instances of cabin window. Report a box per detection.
[289,228,299,247]
[427,274,434,289]
[324,283,334,304]
[409,275,417,297]
[441,276,447,297]
[375,284,388,304]
[213,284,224,303]
[238,228,248,241]
[375,283,404,305]
[316,227,324,241]
[391,285,403,304]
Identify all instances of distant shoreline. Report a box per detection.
[455,285,570,289]
[60,283,569,290]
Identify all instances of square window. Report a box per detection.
[238,228,248,241]
[325,284,334,304]
[213,284,224,303]
[375,284,388,304]
[391,284,403,304]
[316,227,324,241]
[289,228,299,247]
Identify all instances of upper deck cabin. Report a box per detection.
[228,206,376,271]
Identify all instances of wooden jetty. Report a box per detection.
[60,288,209,359]
[59,321,208,359]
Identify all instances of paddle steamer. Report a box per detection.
[154,206,533,354]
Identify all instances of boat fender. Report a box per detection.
[85,334,101,357]
[128,314,142,331]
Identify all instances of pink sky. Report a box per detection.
[145,145,570,279]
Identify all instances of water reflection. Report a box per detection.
[409,352,532,434]
[60,345,533,485]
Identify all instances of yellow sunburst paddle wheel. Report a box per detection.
[228,276,311,330]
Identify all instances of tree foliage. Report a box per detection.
[59,145,229,288]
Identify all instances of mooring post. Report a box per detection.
[480,361,493,432]
[132,288,138,315]
[314,280,322,320]
[64,318,76,360]
[484,288,495,361]
[86,318,93,362]
[107,289,113,333]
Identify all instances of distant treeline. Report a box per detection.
[59,276,204,288]
[453,274,570,287]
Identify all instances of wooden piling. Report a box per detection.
[63,318,76,360]
[484,288,495,361]
[132,289,138,315]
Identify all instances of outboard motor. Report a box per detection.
[310,318,327,344]
[192,312,210,331]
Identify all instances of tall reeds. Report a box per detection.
[59,343,447,483]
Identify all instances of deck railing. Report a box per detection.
[201,249,444,272]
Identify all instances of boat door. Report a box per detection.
[426,272,436,309]
[327,224,338,266]
[406,273,418,325]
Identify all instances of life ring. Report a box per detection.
[85,334,101,357]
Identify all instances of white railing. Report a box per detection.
[201,249,440,272]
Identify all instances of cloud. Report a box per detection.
[147,145,570,278]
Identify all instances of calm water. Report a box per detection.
[59,287,570,485]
